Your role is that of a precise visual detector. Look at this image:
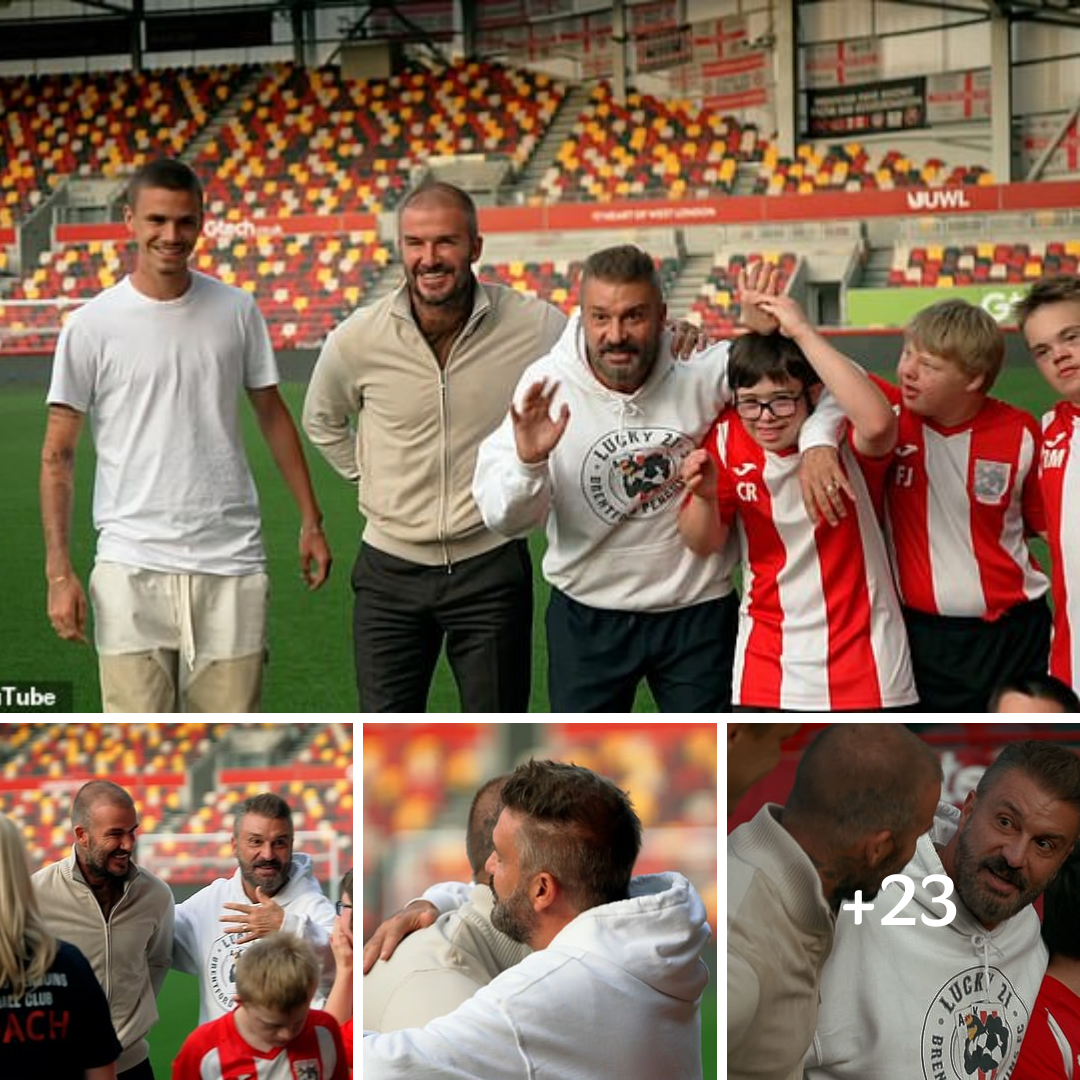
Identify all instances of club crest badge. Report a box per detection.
[973,459,1011,505]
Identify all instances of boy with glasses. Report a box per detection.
[679,293,916,710]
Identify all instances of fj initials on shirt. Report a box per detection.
[894,464,916,488]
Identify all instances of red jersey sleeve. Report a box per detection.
[1021,414,1047,536]
[703,411,739,524]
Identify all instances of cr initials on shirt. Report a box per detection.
[736,481,759,502]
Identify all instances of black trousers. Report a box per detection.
[903,596,1052,712]
[545,588,738,712]
[352,540,533,712]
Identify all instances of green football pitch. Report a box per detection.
[0,367,1059,713]
[148,969,200,1075]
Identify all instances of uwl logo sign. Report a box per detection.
[906,189,972,212]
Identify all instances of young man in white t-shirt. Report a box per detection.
[40,158,331,711]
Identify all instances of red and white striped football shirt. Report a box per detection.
[879,385,1048,619]
[1039,401,1080,688]
[708,414,916,711]
[172,1009,347,1080]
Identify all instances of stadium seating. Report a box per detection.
[478,255,681,314]
[197,60,566,218]
[754,142,995,195]
[0,723,352,881]
[0,65,251,226]
[691,251,799,337]
[536,82,763,203]
[888,239,1080,287]
[1,229,393,351]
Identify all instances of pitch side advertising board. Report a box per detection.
[846,284,1030,328]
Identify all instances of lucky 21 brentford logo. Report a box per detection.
[580,427,694,524]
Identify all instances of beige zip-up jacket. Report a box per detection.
[302,278,566,566]
[32,849,175,1074]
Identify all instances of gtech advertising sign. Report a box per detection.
[847,285,1029,328]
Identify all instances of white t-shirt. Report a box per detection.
[48,272,279,575]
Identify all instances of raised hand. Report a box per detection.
[511,378,571,465]
[736,262,782,335]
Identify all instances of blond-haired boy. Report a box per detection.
[173,932,347,1080]
[880,298,1050,710]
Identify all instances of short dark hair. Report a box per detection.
[579,244,662,300]
[340,868,353,900]
[397,180,478,241]
[1042,843,1080,958]
[125,158,203,210]
[988,673,1080,712]
[500,759,642,911]
[784,724,941,848]
[728,331,821,394]
[72,780,135,830]
[1013,274,1080,331]
[233,793,294,840]
[976,740,1080,808]
[467,774,510,881]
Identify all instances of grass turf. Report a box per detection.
[148,969,200,1075]
[1,367,1059,713]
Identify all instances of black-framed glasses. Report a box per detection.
[734,393,804,420]
[335,900,353,916]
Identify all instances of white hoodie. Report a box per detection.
[362,871,712,1079]
[473,313,843,613]
[805,801,1048,1080]
[172,851,337,1023]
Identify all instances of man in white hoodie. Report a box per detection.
[473,244,845,711]
[806,739,1080,1080]
[363,758,711,1079]
[172,792,337,1023]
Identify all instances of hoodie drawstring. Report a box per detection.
[969,931,1006,995]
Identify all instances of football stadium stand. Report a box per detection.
[0,722,352,890]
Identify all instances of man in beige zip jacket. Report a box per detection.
[303,181,566,713]
[32,780,174,1080]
